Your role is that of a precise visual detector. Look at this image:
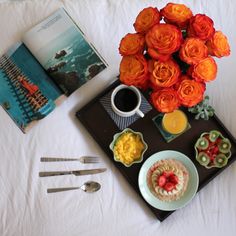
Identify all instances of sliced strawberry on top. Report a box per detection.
[158,175,166,187]
[169,174,179,185]
[164,182,175,192]
[162,171,174,178]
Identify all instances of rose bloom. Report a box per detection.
[119,33,145,56]
[149,59,181,88]
[179,38,208,65]
[191,57,217,82]
[206,31,231,58]
[134,7,160,34]
[151,88,180,113]
[177,78,205,107]
[146,23,183,61]
[188,14,215,41]
[173,74,189,90]
[161,3,193,28]
[119,54,149,89]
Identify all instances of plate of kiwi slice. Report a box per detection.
[194,130,231,168]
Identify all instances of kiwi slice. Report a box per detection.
[218,139,231,154]
[209,130,220,142]
[196,137,209,150]
[214,154,228,167]
[196,152,210,166]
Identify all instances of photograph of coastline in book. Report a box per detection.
[0,8,107,133]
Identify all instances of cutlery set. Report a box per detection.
[39,156,105,193]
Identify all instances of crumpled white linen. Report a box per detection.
[0,0,235,236]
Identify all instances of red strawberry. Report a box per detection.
[169,174,179,185]
[209,154,215,161]
[158,176,166,187]
[216,138,222,144]
[162,171,168,177]
[164,182,175,192]
[213,146,219,154]
[163,171,174,178]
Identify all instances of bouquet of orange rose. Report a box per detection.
[119,3,230,113]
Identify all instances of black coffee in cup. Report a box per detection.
[114,88,138,112]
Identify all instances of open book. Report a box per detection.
[0,8,107,133]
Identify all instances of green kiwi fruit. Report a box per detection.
[196,137,209,150]
[209,130,220,142]
[196,152,210,166]
[214,154,228,167]
[218,139,231,154]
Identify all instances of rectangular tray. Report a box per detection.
[76,79,236,222]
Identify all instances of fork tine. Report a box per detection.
[84,159,100,163]
[84,160,100,163]
[82,156,100,163]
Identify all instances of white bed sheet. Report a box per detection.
[0,0,235,235]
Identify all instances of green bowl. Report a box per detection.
[194,130,231,169]
[109,128,148,167]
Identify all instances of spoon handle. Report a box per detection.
[47,187,80,193]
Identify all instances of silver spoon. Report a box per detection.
[47,181,101,193]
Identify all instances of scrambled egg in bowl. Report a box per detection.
[110,128,147,167]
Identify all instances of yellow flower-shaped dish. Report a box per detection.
[109,128,148,167]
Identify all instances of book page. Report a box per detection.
[22,8,107,96]
[0,42,65,133]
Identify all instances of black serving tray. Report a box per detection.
[76,79,236,222]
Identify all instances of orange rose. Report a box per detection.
[146,24,182,61]
[151,88,180,113]
[161,3,193,28]
[177,79,205,107]
[149,59,181,88]
[206,31,231,58]
[147,48,171,62]
[119,55,149,89]
[119,33,145,56]
[179,38,208,65]
[188,14,215,41]
[173,74,190,90]
[191,57,217,82]
[134,7,160,34]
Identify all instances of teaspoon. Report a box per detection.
[47,181,101,193]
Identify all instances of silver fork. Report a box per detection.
[40,156,100,163]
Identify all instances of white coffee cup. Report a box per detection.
[111,84,144,118]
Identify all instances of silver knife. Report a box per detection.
[39,168,107,177]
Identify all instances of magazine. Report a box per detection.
[0,8,108,133]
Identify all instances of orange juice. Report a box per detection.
[162,110,188,134]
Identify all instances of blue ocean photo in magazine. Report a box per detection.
[43,25,106,95]
[23,8,107,95]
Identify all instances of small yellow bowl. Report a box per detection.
[109,128,148,167]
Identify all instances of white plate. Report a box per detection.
[138,150,199,211]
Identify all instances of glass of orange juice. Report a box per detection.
[162,109,188,135]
